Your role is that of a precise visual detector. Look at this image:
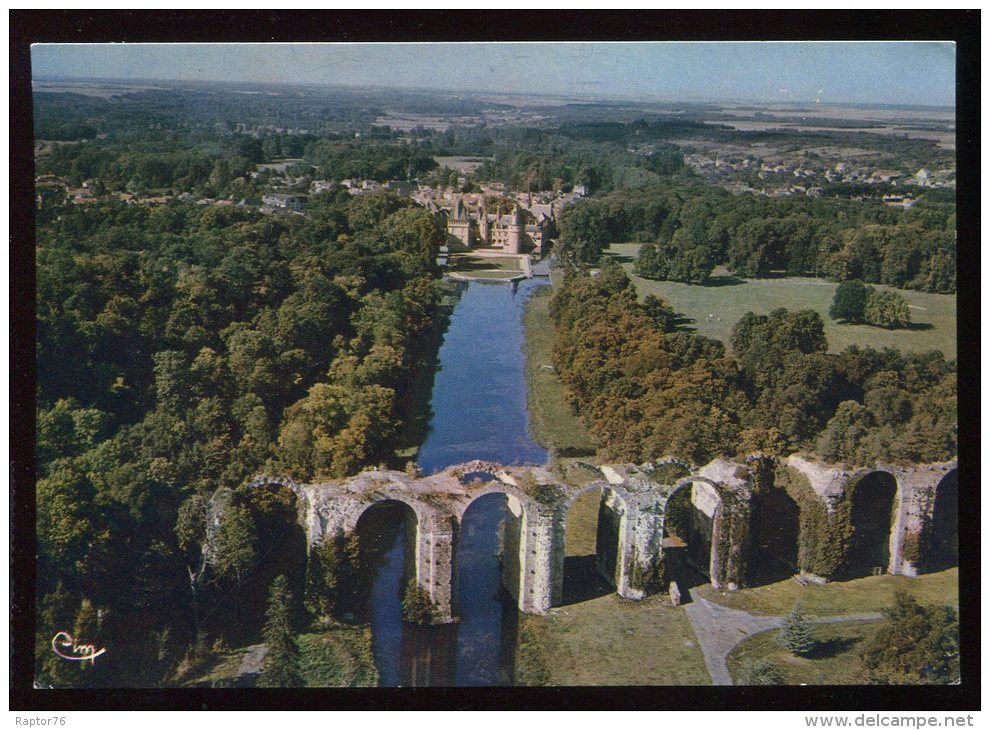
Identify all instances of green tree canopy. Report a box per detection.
[859,591,959,684]
[829,280,870,322]
[863,288,912,329]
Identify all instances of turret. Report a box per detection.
[447,196,472,251]
[507,205,523,254]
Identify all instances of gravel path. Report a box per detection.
[682,589,884,685]
[683,594,782,685]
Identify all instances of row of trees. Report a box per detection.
[37,130,442,199]
[549,265,956,467]
[35,189,448,687]
[557,181,955,293]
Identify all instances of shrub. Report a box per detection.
[633,243,670,280]
[859,591,959,684]
[737,658,784,685]
[402,580,439,624]
[829,280,911,329]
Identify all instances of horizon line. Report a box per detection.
[30,75,957,111]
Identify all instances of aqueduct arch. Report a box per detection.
[351,499,420,620]
[235,455,955,623]
[556,483,631,604]
[842,470,899,579]
[662,479,721,589]
[923,469,958,572]
[751,486,801,584]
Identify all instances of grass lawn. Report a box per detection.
[604,243,957,359]
[694,568,958,618]
[728,620,881,685]
[518,593,711,685]
[449,253,523,273]
[522,286,598,457]
[451,269,521,280]
[565,487,601,557]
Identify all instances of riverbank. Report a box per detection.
[393,280,464,464]
[522,286,598,458]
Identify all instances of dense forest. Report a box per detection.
[549,264,956,466]
[35,188,448,686]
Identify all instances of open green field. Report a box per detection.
[604,243,957,359]
[522,286,598,457]
[728,620,881,685]
[694,568,958,618]
[518,594,711,685]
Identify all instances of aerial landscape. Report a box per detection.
[29,41,959,692]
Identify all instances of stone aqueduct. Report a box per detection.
[243,454,957,623]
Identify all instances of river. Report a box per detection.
[361,278,549,686]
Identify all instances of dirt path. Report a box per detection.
[237,643,268,678]
[683,590,883,685]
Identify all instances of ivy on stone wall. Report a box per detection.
[901,529,923,565]
[402,579,440,624]
[711,485,752,589]
[773,465,851,579]
[649,461,692,485]
[629,548,666,594]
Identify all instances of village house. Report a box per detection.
[262,193,306,212]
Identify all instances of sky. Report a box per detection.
[32,42,956,106]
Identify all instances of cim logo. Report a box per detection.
[50,631,107,663]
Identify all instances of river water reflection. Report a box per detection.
[363,278,549,686]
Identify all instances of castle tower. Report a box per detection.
[507,206,523,255]
[478,210,490,246]
[447,197,472,251]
